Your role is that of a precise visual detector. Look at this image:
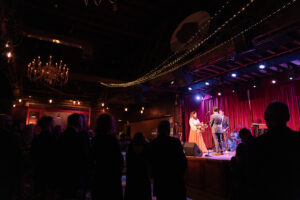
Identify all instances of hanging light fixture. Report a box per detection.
[27,56,69,86]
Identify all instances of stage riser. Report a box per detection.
[185,157,231,199]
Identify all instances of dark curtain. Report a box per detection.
[184,80,300,147]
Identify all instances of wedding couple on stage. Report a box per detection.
[189,107,229,154]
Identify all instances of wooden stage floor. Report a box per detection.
[185,151,235,200]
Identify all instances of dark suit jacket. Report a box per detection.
[210,112,223,134]
[150,135,187,200]
[222,116,230,131]
[244,126,300,200]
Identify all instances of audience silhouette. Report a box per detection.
[30,116,57,199]
[91,114,123,200]
[0,114,20,200]
[125,132,151,200]
[150,120,187,200]
[244,101,300,200]
[57,113,90,199]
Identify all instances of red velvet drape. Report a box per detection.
[184,80,300,148]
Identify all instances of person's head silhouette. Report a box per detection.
[264,101,290,129]
[157,120,171,137]
[95,114,116,136]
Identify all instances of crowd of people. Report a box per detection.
[0,113,187,200]
[1,101,299,200]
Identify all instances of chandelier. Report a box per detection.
[27,56,69,86]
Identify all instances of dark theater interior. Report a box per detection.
[1,0,300,199]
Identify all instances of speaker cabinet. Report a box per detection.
[183,142,203,157]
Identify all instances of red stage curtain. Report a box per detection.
[184,80,300,147]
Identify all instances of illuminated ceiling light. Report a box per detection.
[18,99,22,103]
[196,95,201,101]
[49,99,53,103]
[205,82,210,86]
[271,80,276,84]
[77,101,81,105]
[231,73,237,77]
[141,107,144,110]
[13,104,16,108]
[6,52,12,58]
[29,96,32,98]
[140,110,144,114]
[259,64,265,69]
[170,80,175,85]
[289,75,293,80]
[52,39,61,44]
[73,100,76,105]
[218,92,222,96]
[106,107,109,110]
[253,85,257,88]
[101,103,105,107]
[188,87,192,91]
[124,107,128,112]
[118,119,122,122]
[232,89,235,93]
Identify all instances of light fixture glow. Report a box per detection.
[140,110,144,114]
[142,107,144,110]
[125,107,128,112]
[232,89,235,93]
[73,101,76,105]
[231,73,237,77]
[106,107,109,110]
[259,64,265,69]
[271,80,276,84]
[6,52,12,58]
[101,103,105,107]
[196,95,201,101]
[205,82,210,86]
[13,104,16,107]
[218,92,222,96]
[289,75,293,80]
[170,81,175,85]
[253,85,257,88]
[18,99,22,103]
[188,87,192,91]
[49,99,53,103]
[77,101,80,105]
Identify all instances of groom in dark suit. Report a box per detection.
[210,107,223,153]
[219,109,230,152]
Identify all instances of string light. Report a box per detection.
[124,107,128,112]
[101,103,105,107]
[13,104,16,107]
[140,110,144,114]
[77,101,81,105]
[100,0,255,87]
[18,99,22,103]
[150,0,232,71]
[100,0,296,87]
[49,99,53,103]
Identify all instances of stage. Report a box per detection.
[185,152,235,200]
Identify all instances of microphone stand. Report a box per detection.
[205,111,212,157]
